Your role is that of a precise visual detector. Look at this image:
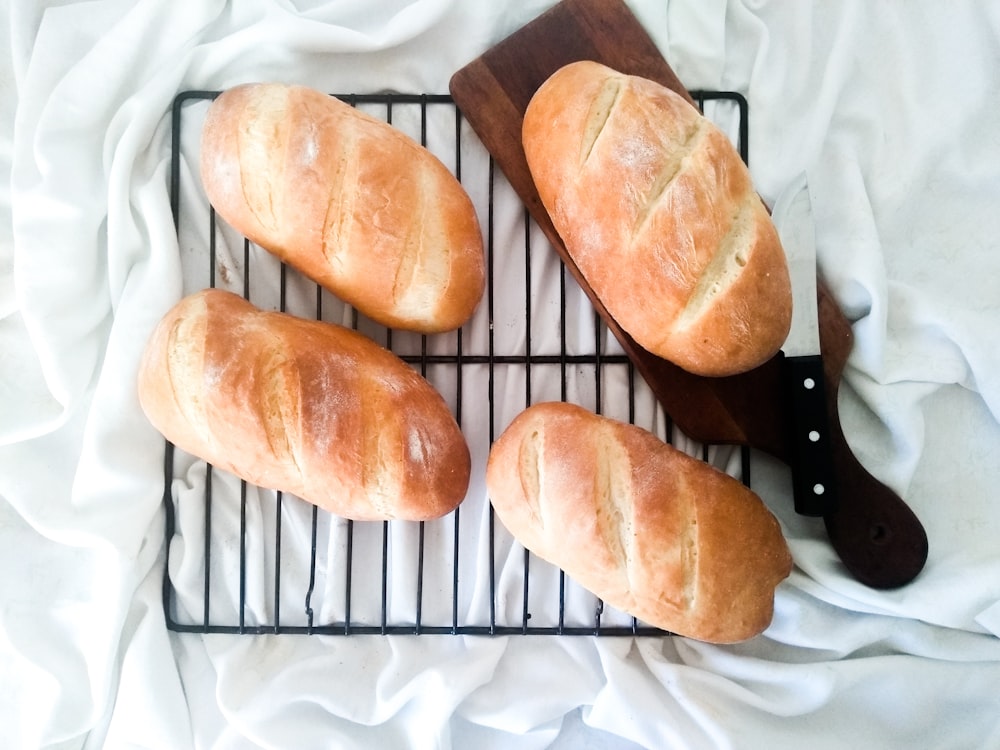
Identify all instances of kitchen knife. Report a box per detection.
[772,176,838,517]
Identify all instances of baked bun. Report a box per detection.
[485,401,792,642]
[523,61,792,376]
[200,82,485,333]
[138,288,470,521]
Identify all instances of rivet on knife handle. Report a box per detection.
[784,353,838,516]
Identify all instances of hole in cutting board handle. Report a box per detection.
[869,523,891,545]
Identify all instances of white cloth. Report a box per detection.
[2,1,1000,748]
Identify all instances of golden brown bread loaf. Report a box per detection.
[522,61,792,376]
[485,402,792,643]
[200,83,486,333]
[138,289,470,521]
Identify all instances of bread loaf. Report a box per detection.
[485,402,791,642]
[138,288,470,521]
[200,83,485,333]
[522,61,792,376]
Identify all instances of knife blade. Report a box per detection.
[772,175,838,517]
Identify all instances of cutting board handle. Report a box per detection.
[817,286,929,588]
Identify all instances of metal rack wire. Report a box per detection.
[162,88,751,637]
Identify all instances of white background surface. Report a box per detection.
[2,1,1000,748]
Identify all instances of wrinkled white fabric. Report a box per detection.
[2,1,1000,749]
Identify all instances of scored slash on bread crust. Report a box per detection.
[138,289,471,522]
[486,402,792,643]
[523,61,792,377]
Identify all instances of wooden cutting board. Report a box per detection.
[450,0,928,588]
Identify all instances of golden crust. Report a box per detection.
[485,402,792,643]
[200,83,485,333]
[138,289,470,521]
[523,61,792,376]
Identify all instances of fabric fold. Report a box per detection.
[3,1,1000,748]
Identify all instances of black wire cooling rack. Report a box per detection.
[162,88,751,637]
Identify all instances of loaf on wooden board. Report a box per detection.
[200,82,485,333]
[522,61,792,376]
[138,288,471,521]
[485,401,792,642]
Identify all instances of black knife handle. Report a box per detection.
[784,353,839,516]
